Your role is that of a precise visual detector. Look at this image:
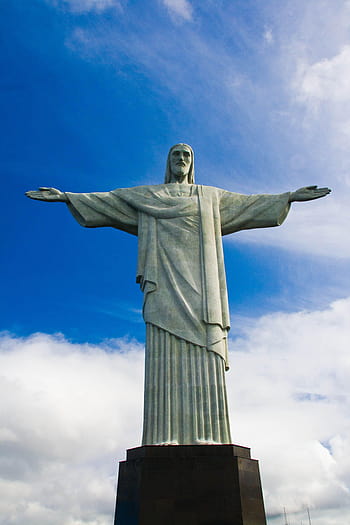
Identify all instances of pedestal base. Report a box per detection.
[114,445,266,525]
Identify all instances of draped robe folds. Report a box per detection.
[66,184,291,444]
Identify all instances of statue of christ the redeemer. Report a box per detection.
[26,143,331,446]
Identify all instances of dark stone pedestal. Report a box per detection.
[114,445,266,525]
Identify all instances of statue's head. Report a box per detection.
[164,143,195,184]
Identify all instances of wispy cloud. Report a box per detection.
[61,1,349,260]
[162,0,193,21]
[263,27,274,45]
[295,45,350,108]
[48,0,121,13]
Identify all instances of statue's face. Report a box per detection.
[169,145,192,183]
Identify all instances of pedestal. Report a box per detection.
[114,445,267,525]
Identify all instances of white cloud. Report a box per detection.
[230,194,346,259]
[295,45,350,109]
[263,28,274,45]
[277,0,350,151]
[162,0,193,21]
[228,296,350,522]
[291,42,350,159]
[0,333,144,525]
[1,297,350,523]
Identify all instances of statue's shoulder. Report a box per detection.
[111,184,164,194]
[131,184,165,191]
[200,185,245,196]
[195,184,228,198]
[197,184,223,191]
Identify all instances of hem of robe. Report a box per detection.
[142,318,229,370]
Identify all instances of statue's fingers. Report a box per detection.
[306,185,318,190]
[313,192,330,199]
[315,189,330,195]
[27,192,46,199]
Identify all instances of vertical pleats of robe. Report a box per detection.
[142,323,232,445]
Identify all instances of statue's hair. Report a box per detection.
[164,143,195,184]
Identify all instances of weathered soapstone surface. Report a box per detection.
[26,145,331,524]
[25,144,331,446]
[114,445,267,525]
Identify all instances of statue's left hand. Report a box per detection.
[289,185,331,202]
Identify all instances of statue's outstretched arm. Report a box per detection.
[25,187,67,202]
[289,185,331,202]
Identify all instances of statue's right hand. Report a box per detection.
[25,187,67,202]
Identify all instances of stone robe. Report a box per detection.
[66,184,290,444]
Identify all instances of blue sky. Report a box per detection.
[1,1,350,524]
